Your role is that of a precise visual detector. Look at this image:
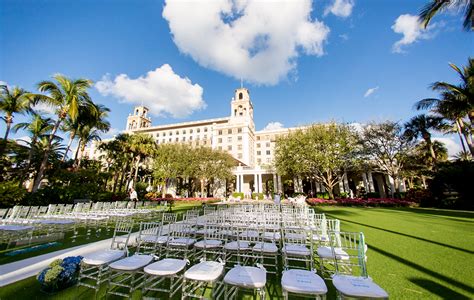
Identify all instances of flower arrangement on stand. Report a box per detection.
[37,256,83,294]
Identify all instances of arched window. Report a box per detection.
[239,92,243,100]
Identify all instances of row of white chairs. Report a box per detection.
[77,204,388,299]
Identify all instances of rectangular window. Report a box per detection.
[256,143,261,148]
[183,130,186,134]
[257,158,261,164]
[169,138,172,142]
[238,128,242,133]
[266,158,271,163]
[228,129,232,134]
[176,137,179,142]
[190,129,193,133]
[163,132,166,136]
[156,133,159,137]
[176,130,179,135]
[204,127,208,132]
[237,153,242,159]
[218,130,223,135]
[266,142,271,147]
[197,128,201,133]
[257,151,261,155]
[266,150,271,155]
[227,145,232,151]
[237,136,242,141]
[162,139,165,143]
[237,144,242,150]
[227,137,232,143]
[190,136,193,140]
[218,138,222,143]
[204,134,207,139]
[182,137,186,141]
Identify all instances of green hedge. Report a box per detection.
[232,192,244,199]
[252,193,264,200]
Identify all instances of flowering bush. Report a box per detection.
[37,256,83,293]
[306,198,414,207]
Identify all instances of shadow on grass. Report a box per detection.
[409,277,471,300]
[335,217,474,255]
[369,244,474,297]
[386,208,474,223]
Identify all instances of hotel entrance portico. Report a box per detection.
[233,165,283,195]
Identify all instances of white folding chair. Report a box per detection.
[78,220,134,293]
[106,222,159,298]
[329,231,388,299]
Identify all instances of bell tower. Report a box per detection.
[126,106,151,131]
[231,88,254,123]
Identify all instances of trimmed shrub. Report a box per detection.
[232,192,244,199]
[252,193,264,200]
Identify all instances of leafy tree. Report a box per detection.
[153,143,187,197]
[191,147,235,197]
[275,123,358,199]
[0,85,32,156]
[359,121,415,196]
[419,0,473,31]
[29,74,93,192]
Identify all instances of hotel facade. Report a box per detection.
[85,88,401,198]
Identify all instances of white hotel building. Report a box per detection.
[86,87,394,198]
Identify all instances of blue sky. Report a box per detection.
[0,0,472,154]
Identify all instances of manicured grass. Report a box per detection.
[1,206,472,299]
[316,206,474,299]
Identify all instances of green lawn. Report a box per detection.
[316,206,474,299]
[0,206,472,299]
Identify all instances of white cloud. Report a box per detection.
[339,33,349,41]
[102,127,122,138]
[32,102,57,116]
[364,86,379,97]
[162,0,330,85]
[433,137,462,158]
[391,14,434,53]
[324,0,354,18]
[263,122,284,131]
[96,64,205,118]
[0,80,8,87]
[15,136,31,146]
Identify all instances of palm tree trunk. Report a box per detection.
[133,155,141,188]
[455,119,468,153]
[118,162,128,192]
[32,118,62,192]
[458,120,474,157]
[425,137,437,162]
[77,142,87,168]
[73,138,82,166]
[112,171,119,193]
[62,132,76,162]
[21,136,37,190]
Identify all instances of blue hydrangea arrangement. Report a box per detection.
[37,256,83,293]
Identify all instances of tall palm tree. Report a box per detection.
[0,85,32,156]
[129,133,156,188]
[29,74,93,192]
[404,114,444,161]
[13,113,54,189]
[416,58,474,157]
[419,0,474,31]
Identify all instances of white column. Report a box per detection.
[273,173,278,193]
[343,172,350,193]
[362,173,369,191]
[236,174,241,193]
[387,175,395,196]
[254,173,258,193]
[339,181,345,194]
[258,174,263,194]
[277,175,282,193]
[367,171,375,193]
